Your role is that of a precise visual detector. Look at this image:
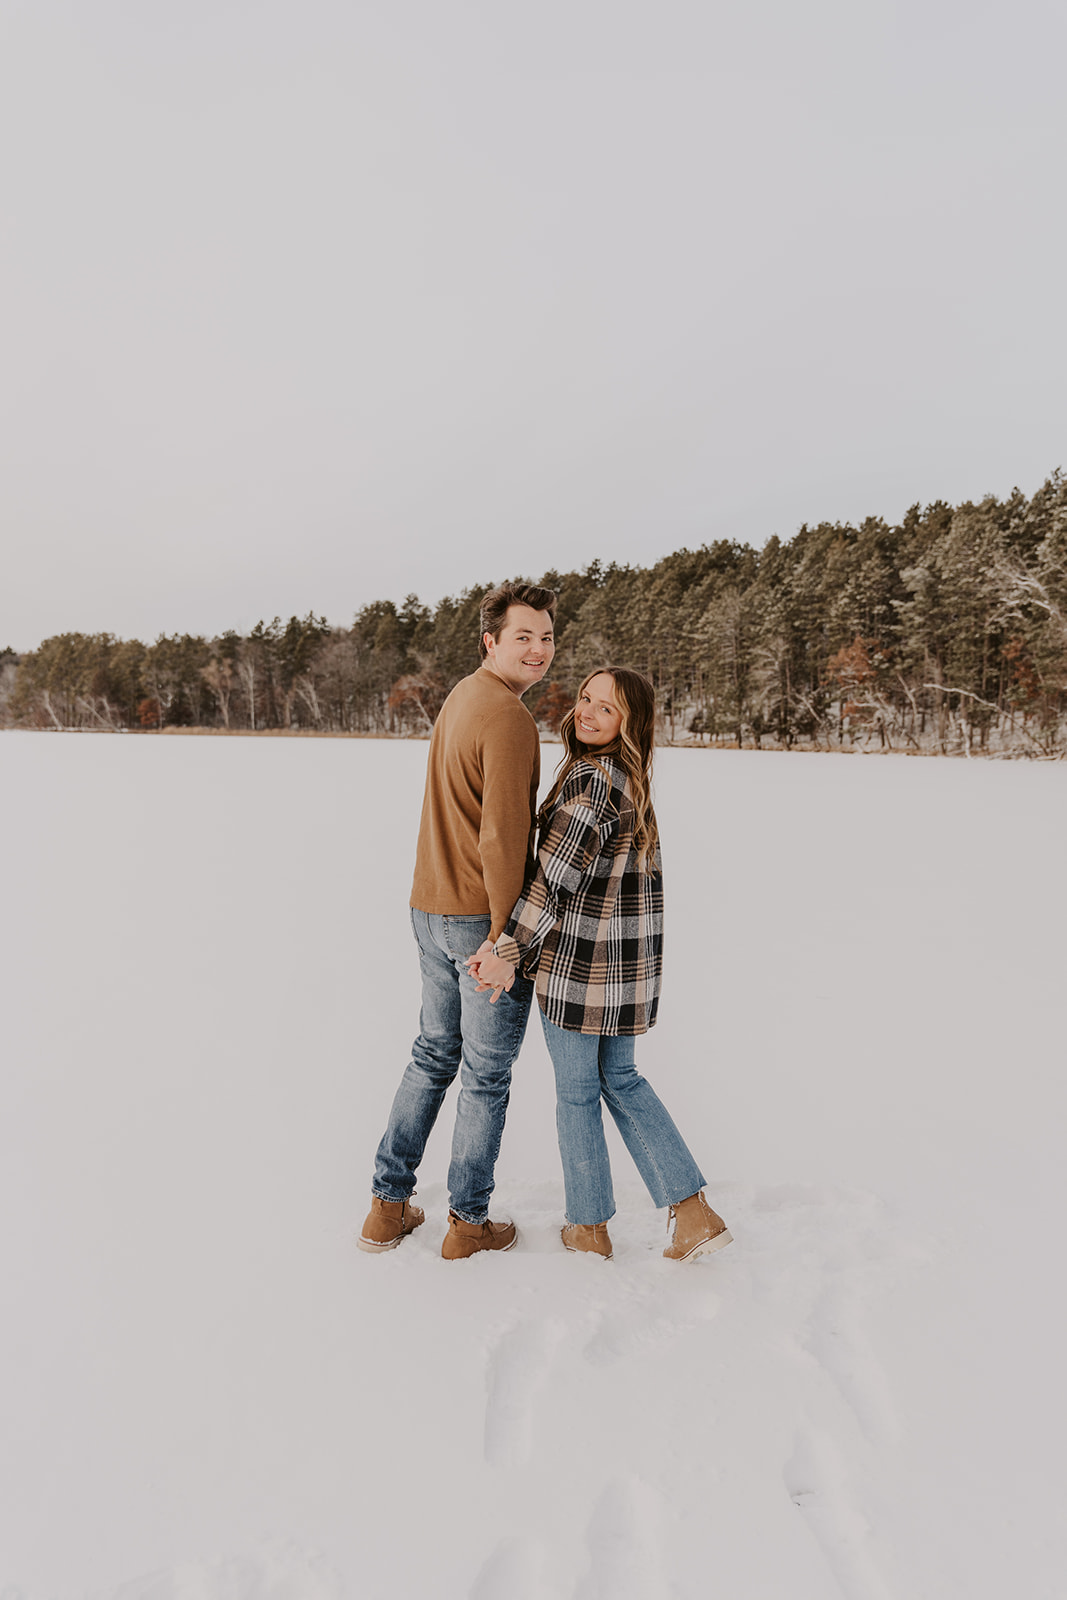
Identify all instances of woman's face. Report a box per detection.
[575,673,623,748]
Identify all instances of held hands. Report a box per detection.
[465,940,517,1004]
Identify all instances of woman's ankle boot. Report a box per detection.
[561,1222,613,1259]
[664,1192,732,1261]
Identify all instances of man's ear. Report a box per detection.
[482,632,495,656]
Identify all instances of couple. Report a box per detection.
[358,581,732,1264]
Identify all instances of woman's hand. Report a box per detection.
[466,946,517,1003]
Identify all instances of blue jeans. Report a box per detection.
[540,1012,706,1226]
[372,911,533,1223]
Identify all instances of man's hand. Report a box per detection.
[466,939,495,978]
[465,944,517,1003]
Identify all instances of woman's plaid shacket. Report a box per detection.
[493,753,663,1035]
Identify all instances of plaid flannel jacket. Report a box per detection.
[493,754,663,1035]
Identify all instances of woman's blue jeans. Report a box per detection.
[372,911,533,1223]
[540,1012,706,1225]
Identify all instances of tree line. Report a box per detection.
[4,470,1065,756]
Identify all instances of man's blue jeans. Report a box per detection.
[372,911,533,1223]
[540,1013,706,1226]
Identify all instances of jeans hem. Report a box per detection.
[661,1179,708,1209]
[449,1208,489,1225]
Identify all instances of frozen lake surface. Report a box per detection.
[1,735,1064,1599]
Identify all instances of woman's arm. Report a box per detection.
[493,763,617,971]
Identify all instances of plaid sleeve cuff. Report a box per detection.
[493,935,522,967]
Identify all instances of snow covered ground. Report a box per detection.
[1,734,1064,1600]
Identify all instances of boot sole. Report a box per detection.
[357,1233,412,1253]
[562,1244,613,1260]
[669,1227,733,1262]
[442,1230,519,1260]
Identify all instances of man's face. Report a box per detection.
[483,604,555,696]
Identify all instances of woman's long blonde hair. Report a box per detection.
[540,667,660,869]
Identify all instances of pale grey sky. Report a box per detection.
[2,0,1065,650]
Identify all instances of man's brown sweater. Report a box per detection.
[410,667,541,941]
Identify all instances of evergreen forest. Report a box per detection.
[4,471,1066,757]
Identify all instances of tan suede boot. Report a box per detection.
[357,1195,425,1253]
[561,1222,613,1260]
[441,1212,517,1260]
[663,1191,732,1262]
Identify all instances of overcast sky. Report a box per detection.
[2,0,1065,650]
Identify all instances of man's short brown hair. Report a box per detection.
[479,581,558,660]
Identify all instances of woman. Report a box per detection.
[470,667,732,1262]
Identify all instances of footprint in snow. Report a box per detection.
[736,1181,909,1446]
[571,1476,671,1600]
[104,1546,343,1600]
[582,1277,721,1368]
[784,1425,896,1600]
[484,1316,567,1467]
[468,1535,545,1600]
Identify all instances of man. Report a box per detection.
[359,581,557,1260]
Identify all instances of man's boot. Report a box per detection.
[561,1222,613,1260]
[441,1211,517,1259]
[357,1195,425,1253]
[663,1191,732,1261]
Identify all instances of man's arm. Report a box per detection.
[477,707,540,941]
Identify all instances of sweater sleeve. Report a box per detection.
[494,765,617,970]
[478,705,541,942]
